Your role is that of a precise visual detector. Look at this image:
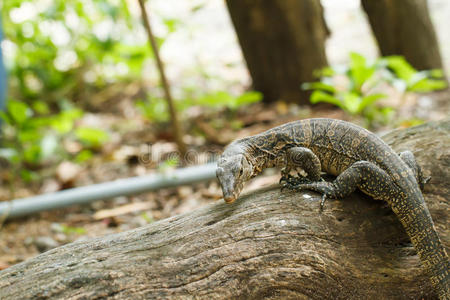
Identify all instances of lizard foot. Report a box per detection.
[284,181,334,211]
[280,176,313,191]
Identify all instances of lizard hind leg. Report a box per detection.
[280,147,322,187]
[398,151,430,190]
[288,160,399,210]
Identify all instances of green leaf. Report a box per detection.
[7,100,29,124]
[385,56,416,81]
[310,91,344,109]
[50,108,83,133]
[230,120,244,130]
[136,98,169,122]
[75,127,109,148]
[301,82,336,93]
[313,66,335,78]
[20,169,38,182]
[195,91,262,110]
[358,93,386,113]
[427,69,445,79]
[349,52,375,91]
[0,111,11,124]
[32,100,50,114]
[163,18,181,33]
[198,91,234,107]
[51,117,74,133]
[343,92,361,114]
[407,70,447,92]
[408,78,447,92]
[234,91,263,107]
[158,157,179,172]
[75,149,93,163]
[59,224,87,234]
[18,129,41,143]
[23,144,42,164]
[140,212,154,224]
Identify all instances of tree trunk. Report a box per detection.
[361,0,444,71]
[226,0,329,104]
[0,119,449,299]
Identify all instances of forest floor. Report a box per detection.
[1,0,450,270]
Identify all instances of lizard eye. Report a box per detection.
[239,169,243,176]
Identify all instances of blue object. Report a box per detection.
[0,163,217,219]
[0,16,5,112]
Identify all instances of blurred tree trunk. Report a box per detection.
[226,0,329,104]
[361,0,444,71]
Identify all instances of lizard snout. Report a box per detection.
[224,195,236,203]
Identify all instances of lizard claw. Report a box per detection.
[280,174,297,191]
[320,194,327,211]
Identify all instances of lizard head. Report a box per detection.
[216,154,252,203]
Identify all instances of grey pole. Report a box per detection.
[0,163,217,219]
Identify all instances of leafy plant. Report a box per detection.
[52,223,87,234]
[158,157,179,172]
[195,91,263,110]
[136,91,263,123]
[303,52,391,127]
[380,56,447,92]
[303,52,447,127]
[136,97,170,123]
[140,212,154,224]
[0,99,108,184]
[75,127,109,149]
[1,0,152,106]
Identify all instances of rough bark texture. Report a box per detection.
[226,0,328,104]
[361,0,444,71]
[0,119,449,299]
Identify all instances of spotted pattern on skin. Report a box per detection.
[351,138,361,148]
[217,118,449,298]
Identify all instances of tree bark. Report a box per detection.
[361,0,444,71]
[0,119,449,299]
[226,0,329,104]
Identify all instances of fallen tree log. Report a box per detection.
[0,119,449,300]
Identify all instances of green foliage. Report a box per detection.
[196,91,263,110]
[136,91,263,123]
[140,212,154,224]
[74,149,94,163]
[0,100,68,168]
[52,223,87,234]
[348,52,376,92]
[136,98,170,123]
[158,157,179,172]
[381,56,447,92]
[0,0,152,182]
[0,99,108,181]
[1,0,151,105]
[75,127,109,149]
[303,52,446,127]
[303,52,391,126]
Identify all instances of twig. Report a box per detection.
[137,0,187,162]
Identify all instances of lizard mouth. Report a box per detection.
[224,195,236,203]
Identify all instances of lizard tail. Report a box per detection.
[391,197,449,299]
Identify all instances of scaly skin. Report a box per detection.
[216,118,449,299]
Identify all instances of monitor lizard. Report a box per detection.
[216,118,449,299]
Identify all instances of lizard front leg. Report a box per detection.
[399,150,430,190]
[286,160,399,210]
[280,147,322,187]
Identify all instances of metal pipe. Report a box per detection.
[0,163,217,219]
